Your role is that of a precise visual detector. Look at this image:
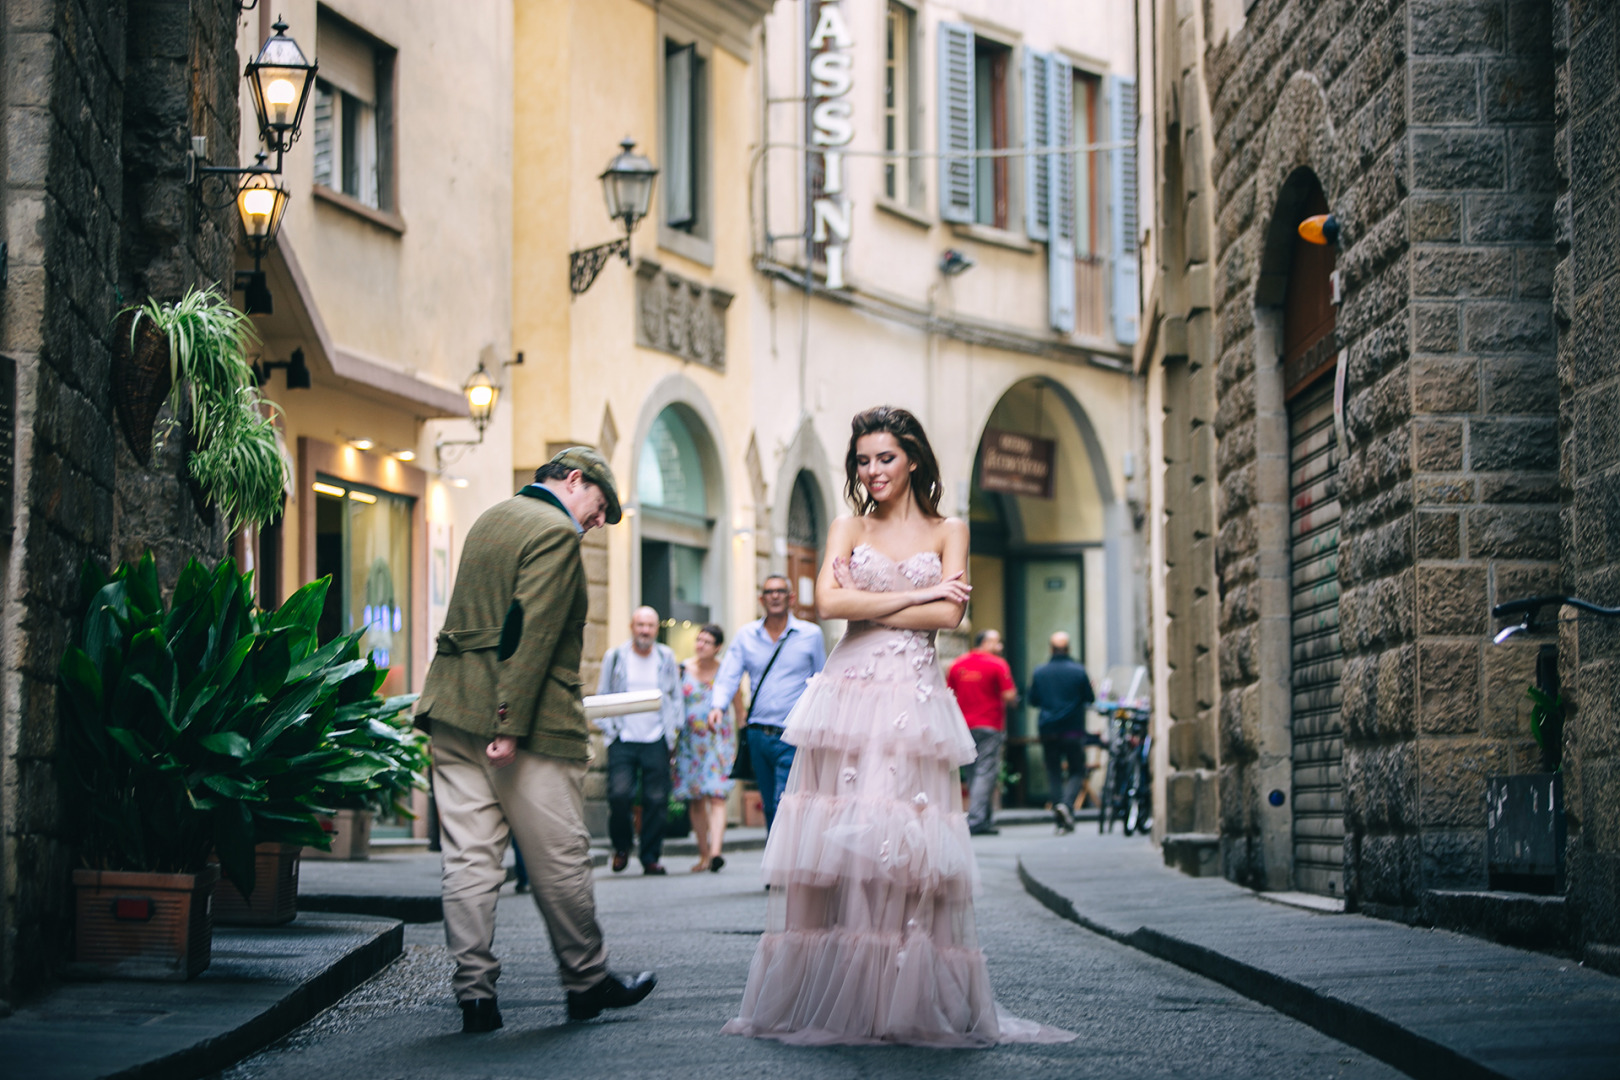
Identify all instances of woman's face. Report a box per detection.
[854,431,915,506]
[693,631,718,661]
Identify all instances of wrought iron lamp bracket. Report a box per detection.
[569,236,631,297]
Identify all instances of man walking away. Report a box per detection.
[1027,631,1096,833]
[418,447,656,1033]
[709,575,826,830]
[597,606,683,875]
[947,629,1017,835]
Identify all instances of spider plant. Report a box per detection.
[122,287,290,531]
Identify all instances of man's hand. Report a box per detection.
[709,707,727,729]
[486,735,518,769]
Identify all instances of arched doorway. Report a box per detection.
[786,471,822,623]
[1274,169,1344,897]
[637,404,720,658]
[969,378,1108,808]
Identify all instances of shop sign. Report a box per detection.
[810,0,852,288]
[979,428,1056,498]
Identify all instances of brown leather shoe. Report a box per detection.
[611,850,629,873]
[643,863,667,875]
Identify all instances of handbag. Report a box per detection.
[728,628,794,782]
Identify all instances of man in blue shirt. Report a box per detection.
[708,575,826,829]
[1027,631,1096,833]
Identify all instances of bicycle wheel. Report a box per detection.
[1098,752,1116,833]
[1122,757,1147,835]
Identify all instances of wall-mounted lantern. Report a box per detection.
[245,19,318,154]
[435,356,522,471]
[233,172,290,314]
[569,139,659,296]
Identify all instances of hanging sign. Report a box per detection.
[978,428,1056,498]
[810,0,852,288]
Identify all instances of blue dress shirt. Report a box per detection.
[708,615,827,728]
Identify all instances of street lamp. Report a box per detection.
[569,138,659,296]
[245,19,318,154]
[436,360,510,471]
[233,171,289,314]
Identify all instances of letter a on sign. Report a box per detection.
[810,5,853,50]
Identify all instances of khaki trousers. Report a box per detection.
[431,721,608,1000]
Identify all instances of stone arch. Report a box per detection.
[771,414,839,568]
[625,374,733,638]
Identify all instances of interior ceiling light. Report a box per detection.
[348,490,378,504]
[392,449,416,462]
[349,438,375,451]
[312,481,346,498]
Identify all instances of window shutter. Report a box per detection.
[1110,74,1140,345]
[1047,55,1076,333]
[1023,48,1051,241]
[937,22,975,224]
[666,44,696,227]
[312,84,335,189]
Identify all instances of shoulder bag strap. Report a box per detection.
[744,628,795,723]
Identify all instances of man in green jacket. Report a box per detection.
[417,447,656,1033]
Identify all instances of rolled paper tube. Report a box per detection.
[582,689,663,720]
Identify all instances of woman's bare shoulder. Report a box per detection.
[935,517,969,543]
[826,515,865,543]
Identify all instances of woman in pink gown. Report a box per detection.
[722,406,1076,1048]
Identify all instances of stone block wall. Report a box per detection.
[1555,0,1620,971]
[0,0,237,1003]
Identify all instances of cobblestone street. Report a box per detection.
[217,834,1400,1080]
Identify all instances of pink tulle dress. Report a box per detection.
[722,544,1077,1048]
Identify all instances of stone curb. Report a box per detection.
[105,918,403,1080]
[1017,857,1506,1080]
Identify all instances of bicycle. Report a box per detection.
[1097,700,1152,835]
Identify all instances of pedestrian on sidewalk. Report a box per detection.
[417,448,656,1034]
[1028,631,1096,833]
[708,575,826,830]
[947,628,1018,835]
[674,623,742,872]
[596,606,683,875]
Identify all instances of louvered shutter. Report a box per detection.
[1024,48,1051,241]
[1048,55,1076,333]
[1109,74,1140,345]
[666,44,696,228]
[938,22,975,224]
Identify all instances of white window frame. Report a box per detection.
[881,1,923,210]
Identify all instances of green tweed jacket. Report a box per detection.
[416,485,590,760]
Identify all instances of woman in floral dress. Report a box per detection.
[674,623,739,871]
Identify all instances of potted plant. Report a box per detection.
[118,287,289,531]
[59,554,424,971]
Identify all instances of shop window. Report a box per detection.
[883,2,919,206]
[312,8,396,211]
[638,407,716,655]
[638,410,707,516]
[313,476,413,691]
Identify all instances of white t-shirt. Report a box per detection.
[618,647,665,743]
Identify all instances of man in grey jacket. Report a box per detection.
[596,606,683,874]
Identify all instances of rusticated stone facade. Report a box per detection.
[1143,0,1562,920]
[0,0,238,1003]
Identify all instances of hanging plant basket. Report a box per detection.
[110,308,173,466]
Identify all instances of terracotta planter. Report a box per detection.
[303,808,373,861]
[73,865,217,981]
[742,787,765,828]
[212,843,300,926]
[111,308,172,465]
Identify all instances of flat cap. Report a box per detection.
[550,446,622,524]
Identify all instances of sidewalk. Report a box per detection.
[3,914,401,1080]
[300,826,771,922]
[1017,830,1620,1080]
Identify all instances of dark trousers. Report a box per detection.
[1042,732,1089,810]
[965,727,1004,830]
[607,739,671,867]
[746,725,796,830]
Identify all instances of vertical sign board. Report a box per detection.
[810,1,853,287]
[978,429,1056,499]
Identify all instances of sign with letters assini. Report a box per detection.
[978,429,1056,499]
[809,0,852,288]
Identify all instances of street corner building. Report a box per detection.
[1134,0,1620,973]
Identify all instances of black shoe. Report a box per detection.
[566,971,657,1021]
[643,863,667,876]
[611,851,630,873]
[969,825,1000,836]
[1054,803,1075,833]
[461,998,503,1033]
[708,855,725,872]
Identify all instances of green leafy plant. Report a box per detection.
[123,287,289,532]
[59,554,425,896]
[1528,685,1566,773]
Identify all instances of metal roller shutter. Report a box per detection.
[1288,379,1344,896]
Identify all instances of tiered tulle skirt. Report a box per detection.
[722,625,1075,1048]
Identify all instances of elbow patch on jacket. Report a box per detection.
[498,599,523,661]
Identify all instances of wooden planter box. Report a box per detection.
[303,809,372,861]
[73,865,217,981]
[212,843,300,926]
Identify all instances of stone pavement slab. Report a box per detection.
[1017,830,1620,1080]
[2,913,401,1080]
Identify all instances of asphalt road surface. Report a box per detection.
[217,831,1403,1080]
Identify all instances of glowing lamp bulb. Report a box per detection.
[266,77,297,124]
[467,385,495,410]
[241,187,276,234]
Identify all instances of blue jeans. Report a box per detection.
[747,725,796,830]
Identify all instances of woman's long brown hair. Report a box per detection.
[844,406,944,518]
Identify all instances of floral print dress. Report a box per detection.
[673,666,736,799]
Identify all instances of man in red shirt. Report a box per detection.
[947,629,1018,835]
